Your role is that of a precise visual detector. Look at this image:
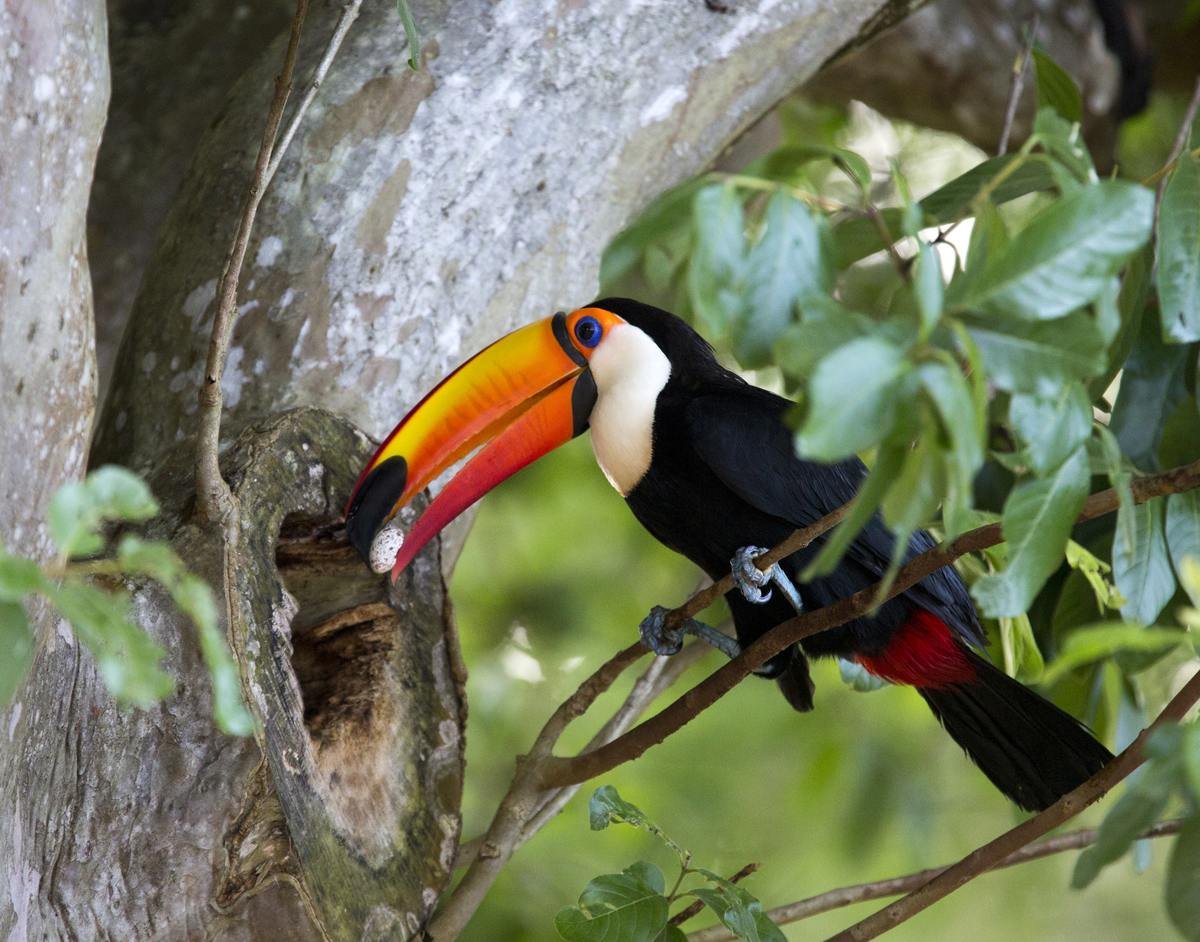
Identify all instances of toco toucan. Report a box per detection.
[344,298,1112,811]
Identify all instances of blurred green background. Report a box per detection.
[448,95,1192,940]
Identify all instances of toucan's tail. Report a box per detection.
[859,611,1113,811]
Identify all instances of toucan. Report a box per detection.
[344,298,1112,811]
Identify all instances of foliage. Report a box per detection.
[556,787,784,942]
[0,465,252,735]
[591,50,1200,937]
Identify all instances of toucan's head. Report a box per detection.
[344,299,714,578]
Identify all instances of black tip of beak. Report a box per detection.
[345,455,408,563]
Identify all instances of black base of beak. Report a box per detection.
[345,455,409,563]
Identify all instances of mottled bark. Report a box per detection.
[88,0,293,400]
[0,0,107,563]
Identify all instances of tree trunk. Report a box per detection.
[4,1,939,939]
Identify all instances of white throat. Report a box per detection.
[587,323,671,496]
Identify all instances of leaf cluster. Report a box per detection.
[0,466,252,735]
[556,786,784,942]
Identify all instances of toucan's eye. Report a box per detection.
[574,316,603,348]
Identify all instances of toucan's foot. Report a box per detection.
[640,605,684,656]
[731,545,806,614]
[732,545,773,604]
[639,606,743,660]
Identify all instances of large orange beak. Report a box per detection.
[345,309,620,579]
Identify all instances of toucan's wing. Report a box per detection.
[684,389,983,645]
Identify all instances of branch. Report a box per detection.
[1153,77,1200,218]
[194,0,364,525]
[428,641,688,939]
[829,668,1200,941]
[195,0,308,525]
[687,820,1186,941]
[672,862,759,929]
[996,13,1039,156]
[536,457,1200,789]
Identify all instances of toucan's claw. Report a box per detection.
[732,545,773,604]
[639,605,743,660]
[639,605,684,656]
[731,545,806,614]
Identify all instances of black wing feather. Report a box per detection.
[683,389,983,646]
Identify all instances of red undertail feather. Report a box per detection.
[856,610,977,688]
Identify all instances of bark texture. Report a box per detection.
[88,0,293,399]
[10,1,928,939]
[0,0,107,563]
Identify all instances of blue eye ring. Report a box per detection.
[574,315,603,348]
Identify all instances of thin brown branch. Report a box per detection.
[196,0,309,525]
[671,863,759,928]
[536,457,1200,789]
[428,642,649,939]
[265,0,366,188]
[452,641,711,872]
[1153,77,1200,227]
[688,820,1186,941]
[668,504,850,629]
[996,13,1039,156]
[829,669,1200,941]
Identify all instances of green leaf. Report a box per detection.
[689,870,785,942]
[1113,497,1176,626]
[918,359,984,538]
[0,552,45,601]
[1157,151,1200,343]
[881,418,945,537]
[913,241,944,338]
[774,297,873,382]
[1073,762,1176,888]
[46,580,173,708]
[794,336,911,461]
[0,600,33,705]
[602,182,701,289]
[589,786,689,864]
[1166,815,1200,941]
[757,145,871,191]
[655,926,688,942]
[1032,48,1083,123]
[48,466,159,558]
[803,443,906,580]
[999,612,1044,682]
[952,181,1153,321]
[556,866,670,942]
[1110,308,1191,470]
[972,447,1090,617]
[1008,384,1092,476]
[116,536,252,735]
[395,0,421,70]
[921,155,1057,222]
[1168,492,1200,588]
[687,185,746,336]
[734,193,832,367]
[1034,110,1094,185]
[1040,623,1186,686]
[1065,540,1124,613]
[964,310,1107,395]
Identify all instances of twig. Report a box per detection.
[452,641,711,871]
[671,863,759,928]
[829,670,1200,941]
[535,457,1200,789]
[687,820,1185,941]
[196,0,309,525]
[997,14,1039,156]
[265,0,366,188]
[1154,76,1200,218]
[667,503,850,629]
